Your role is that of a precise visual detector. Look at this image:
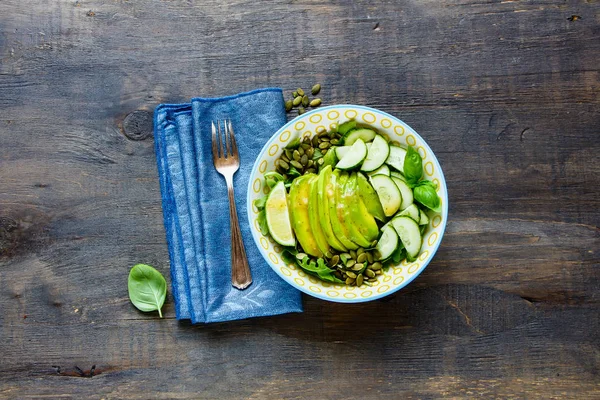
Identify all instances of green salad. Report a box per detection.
[254,120,442,287]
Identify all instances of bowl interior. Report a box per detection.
[247,105,448,303]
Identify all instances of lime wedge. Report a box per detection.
[265,181,296,247]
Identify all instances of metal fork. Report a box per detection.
[211,120,252,290]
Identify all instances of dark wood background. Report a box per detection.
[1,0,598,398]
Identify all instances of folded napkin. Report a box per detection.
[153,88,303,323]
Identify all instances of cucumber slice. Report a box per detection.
[360,134,390,172]
[397,203,420,222]
[418,208,429,226]
[345,128,377,146]
[390,171,405,181]
[390,216,422,260]
[386,146,407,172]
[391,177,414,211]
[375,224,398,261]
[370,175,402,217]
[367,164,390,177]
[335,139,367,170]
[335,145,351,160]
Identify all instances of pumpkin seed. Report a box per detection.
[373,250,382,260]
[305,168,316,174]
[301,142,311,149]
[345,277,355,285]
[297,88,304,96]
[366,252,374,264]
[375,269,382,275]
[301,154,308,166]
[285,149,293,159]
[292,91,298,98]
[346,259,356,268]
[371,240,378,247]
[309,98,322,107]
[292,150,300,161]
[346,271,357,279]
[352,263,364,271]
[321,149,328,155]
[350,250,357,259]
[356,274,364,286]
[325,250,333,259]
[298,146,305,156]
[328,131,336,139]
[306,148,314,159]
[320,137,330,143]
[319,142,330,149]
[307,159,314,167]
[277,159,290,170]
[290,160,303,170]
[363,281,373,287]
[302,95,309,107]
[296,253,308,260]
[317,130,329,137]
[370,262,382,271]
[334,271,343,280]
[298,107,306,115]
[357,253,367,264]
[340,253,350,263]
[330,139,340,145]
[365,269,376,278]
[292,96,302,107]
[317,158,324,165]
[328,255,340,267]
[285,100,293,112]
[281,154,290,163]
[312,135,319,147]
[311,84,321,95]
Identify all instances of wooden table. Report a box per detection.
[1,1,598,398]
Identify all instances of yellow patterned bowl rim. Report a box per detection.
[246,105,448,303]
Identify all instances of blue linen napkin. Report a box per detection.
[154,88,303,323]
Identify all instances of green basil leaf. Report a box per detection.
[287,166,302,178]
[253,196,267,211]
[257,210,269,235]
[413,181,441,212]
[128,264,167,318]
[403,146,423,187]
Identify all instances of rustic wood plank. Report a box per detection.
[0,0,598,398]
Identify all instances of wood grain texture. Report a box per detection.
[0,0,598,398]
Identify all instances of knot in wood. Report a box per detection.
[122,110,152,141]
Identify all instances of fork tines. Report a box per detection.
[211,120,238,160]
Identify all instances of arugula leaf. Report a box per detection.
[338,120,357,135]
[296,256,344,284]
[311,148,323,160]
[253,196,267,211]
[403,146,423,187]
[413,180,441,212]
[128,264,167,318]
[257,210,269,235]
[285,136,301,150]
[287,166,302,179]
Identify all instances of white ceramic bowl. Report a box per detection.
[247,105,448,303]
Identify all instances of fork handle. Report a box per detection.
[225,176,252,290]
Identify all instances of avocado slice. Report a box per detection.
[346,173,379,243]
[328,171,359,250]
[288,174,323,257]
[308,175,331,255]
[339,174,373,248]
[317,165,347,252]
[356,172,387,222]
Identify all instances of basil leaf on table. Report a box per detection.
[403,146,423,187]
[413,180,441,213]
[128,264,167,318]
